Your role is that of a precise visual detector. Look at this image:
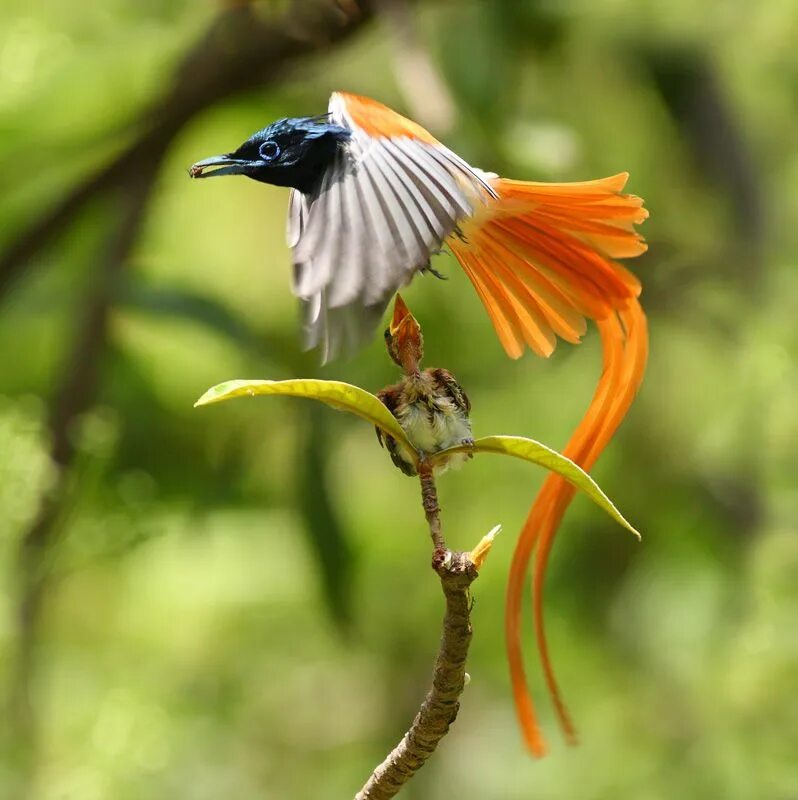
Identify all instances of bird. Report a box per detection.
[375,294,473,478]
[190,91,649,756]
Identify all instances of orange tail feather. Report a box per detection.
[527,301,647,749]
[449,173,648,754]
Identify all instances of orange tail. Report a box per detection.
[448,173,648,755]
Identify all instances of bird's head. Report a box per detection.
[385,294,424,375]
[189,115,351,195]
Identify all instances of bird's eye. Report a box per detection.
[258,141,280,161]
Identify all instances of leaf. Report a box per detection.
[431,435,640,539]
[194,379,416,457]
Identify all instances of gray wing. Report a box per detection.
[286,96,495,362]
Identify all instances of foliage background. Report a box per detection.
[1,0,797,798]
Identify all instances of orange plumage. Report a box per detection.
[336,91,441,145]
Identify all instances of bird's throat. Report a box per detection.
[401,355,420,376]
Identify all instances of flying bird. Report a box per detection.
[375,294,473,477]
[190,91,649,756]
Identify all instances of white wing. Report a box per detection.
[287,93,496,361]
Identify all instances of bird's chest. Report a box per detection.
[397,401,459,452]
[395,384,471,457]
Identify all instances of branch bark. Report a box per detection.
[419,462,444,552]
[355,471,480,799]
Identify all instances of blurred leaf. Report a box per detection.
[297,404,355,630]
[119,280,265,355]
[194,378,415,456]
[432,435,641,539]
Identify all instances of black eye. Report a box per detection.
[258,141,280,161]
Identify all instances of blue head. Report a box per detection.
[190,115,351,195]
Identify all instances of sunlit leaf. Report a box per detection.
[194,378,415,456]
[432,435,640,539]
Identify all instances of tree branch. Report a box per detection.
[419,462,445,552]
[355,472,481,799]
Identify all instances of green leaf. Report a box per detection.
[194,379,415,457]
[194,382,639,539]
[431,435,640,539]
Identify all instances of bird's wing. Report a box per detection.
[375,384,417,477]
[374,385,401,451]
[288,91,495,362]
[429,367,471,414]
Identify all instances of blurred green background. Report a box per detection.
[2,0,797,798]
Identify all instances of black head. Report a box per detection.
[189,115,351,195]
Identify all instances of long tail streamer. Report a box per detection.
[509,301,648,755]
[449,174,649,755]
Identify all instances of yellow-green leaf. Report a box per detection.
[194,379,415,456]
[431,435,640,539]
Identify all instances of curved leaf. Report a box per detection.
[194,378,415,456]
[431,435,640,539]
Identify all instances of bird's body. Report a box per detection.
[190,92,650,756]
[375,295,472,477]
[378,369,474,476]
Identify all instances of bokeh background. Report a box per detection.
[2,1,797,798]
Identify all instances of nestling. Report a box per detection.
[376,295,473,477]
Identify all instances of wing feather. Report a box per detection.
[349,150,401,258]
[328,169,367,306]
[367,144,429,267]
[293,167,336,296]
[310,169,344,298]
[424,145,498,202]
[289,92,491,360]
[391,138,473,219]
[287,189,305,249]
[378,141,442,245]
[382,139,453,243]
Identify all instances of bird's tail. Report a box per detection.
[448,173,648,755]
[507,300,648,755]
